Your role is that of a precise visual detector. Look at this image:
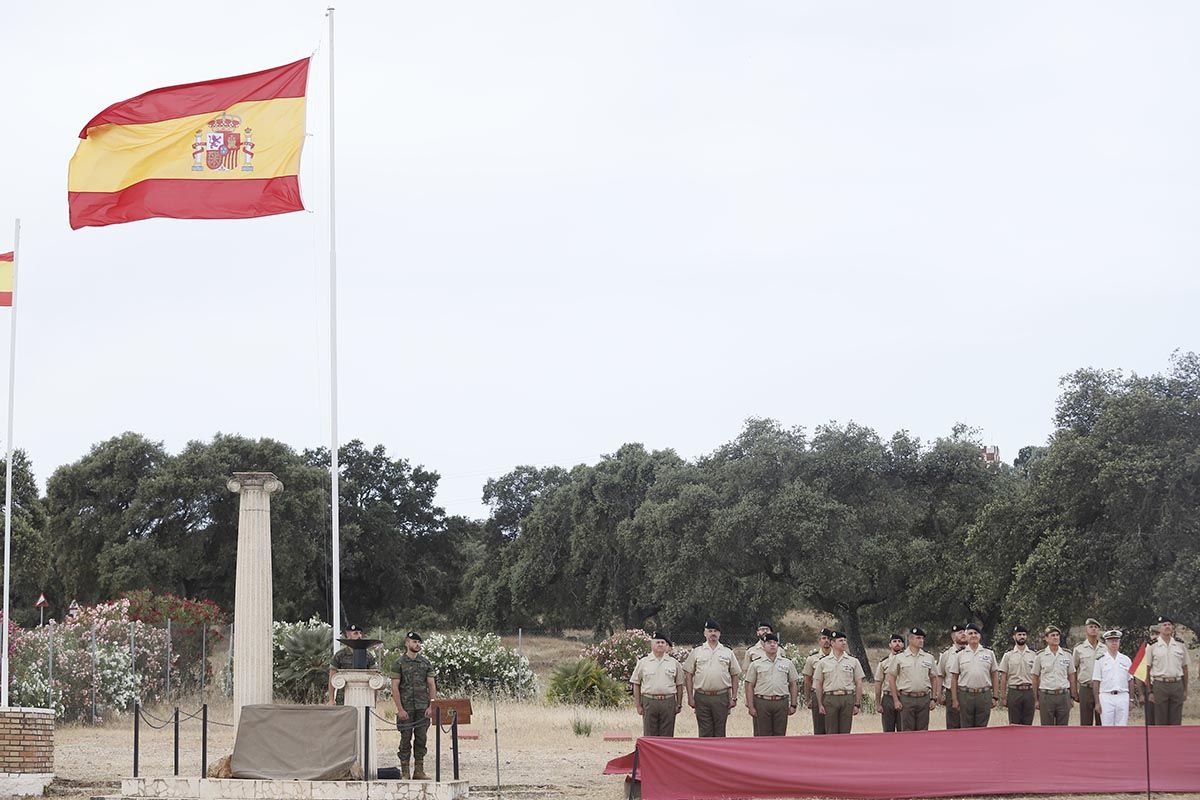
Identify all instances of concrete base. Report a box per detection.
[0,772,54,796]
[122,777,469,800]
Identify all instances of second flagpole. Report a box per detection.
[327,7,342,646]
[2,218,21,707]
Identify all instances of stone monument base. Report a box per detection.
[122,777,469,800]
[0,706,55,796]
[0,772,54,796]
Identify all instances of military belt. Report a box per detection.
[899,691,929,697]
[1039,688,1069,694]
[1009,684,1032,690]
[960,687,990,693]
[1107,690,1128,695]
[694,689,728,696]
[642,693,674,699]
[823,689,853,696]
[754,694,787,700]
[1153,677,1182,683]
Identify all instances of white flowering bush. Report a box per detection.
[400,632,535,698]
[8,599,173,720]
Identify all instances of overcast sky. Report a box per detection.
[2,2,1196,519]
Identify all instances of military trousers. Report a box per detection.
[1038,690,1071,726]
[751,697,790,736]
[641,695,678,737]
[958,689,992,728]
[809,695,825,734]
[1006,686,1034,725]
[943,688,960,729]
[821,693,855,734]
[1152,680,1185,726]
[880,696,899,732]
[693,691,731,737]
[899,693,931,731]
[1078,683,1098,726]
[397,707,430,762]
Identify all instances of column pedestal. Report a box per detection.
[331,670,389,779]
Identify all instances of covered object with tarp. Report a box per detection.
[232,704,358,780]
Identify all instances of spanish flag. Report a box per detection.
[68,58,310,229]
[1129,641,1149,683]
[0,253,12,307]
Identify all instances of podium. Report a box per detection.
[329,669,388,779]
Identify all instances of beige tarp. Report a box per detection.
[231,704,358,780]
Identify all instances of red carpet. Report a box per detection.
[604,726,1200,799]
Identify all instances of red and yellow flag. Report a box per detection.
[68,58,310,229]
[1129,642,1149,683]
[0,252,12,307]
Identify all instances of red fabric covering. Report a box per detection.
[604,726,1200,800]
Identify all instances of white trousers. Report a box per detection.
[1099,691,1129,726]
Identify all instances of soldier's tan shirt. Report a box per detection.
[630,653,684,696]
[998,646,1036,686]
[873,653,896,685]
[1031,646,1075,690]
[802,649,830,681]
[816,652,864,693]
[936,646,964,680]
[682,642,742,691]
[1146,637,1189,680]
[743,642,766,673]
[887,648,938,693]
[949,645,998,689]
[1072,640,1101,683]
[745,654,799,696]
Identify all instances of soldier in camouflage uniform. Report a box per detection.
[391,631,438,780]
[327,624,375,705]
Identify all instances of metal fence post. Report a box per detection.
[133,701,140,778]
[166,618,172,701]
[201,704,208,778]
[362,706,370,781]
[173,706,180,776]
[90,625,98,725]
[200,624,207,698]
[434,706,442,782]
[451,709,459,780]
[130,622,137,701]
[46,627,54,711]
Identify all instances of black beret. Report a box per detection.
[890,633,904,643]
[965,623,982,633]
[1012,624,1028,634]
[757,621,774,631]
[830,630,847,640]
[819,628,833,638]
[763,632,779,643]
[1157,615,1173,624]
[344,623,362,632]
[909,627,926,637]
[405,631,423,642]
[651,631,673,646]
[950,624,964,633]
[704,619,721,631]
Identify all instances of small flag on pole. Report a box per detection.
[68,58,310,229]
[0,252,11,307]
[1129,641,1149,683]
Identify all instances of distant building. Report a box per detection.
[980,445,1000,465]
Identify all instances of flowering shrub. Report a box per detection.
[125,590,225,694]
[8,599,174,720]
[396,632,535,698]
[582,629,690,683]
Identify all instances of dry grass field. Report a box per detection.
[43,634,1200,800]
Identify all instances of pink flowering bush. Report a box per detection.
[581,629,691,683]
[8,599,176,720]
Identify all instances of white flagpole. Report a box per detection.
[2,218,21,707]
[326,7,342,651]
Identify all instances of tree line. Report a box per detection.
[5,353,1198,671]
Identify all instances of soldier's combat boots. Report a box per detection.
[412,759,430,780]
[400,762,410,780]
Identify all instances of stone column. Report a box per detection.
[330,670,389,778]
[227,472,283,729]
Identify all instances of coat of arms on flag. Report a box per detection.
[193,113,255,173]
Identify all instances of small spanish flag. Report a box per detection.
[0,252,12,307]
[68,58,310,229]
[1129,641,1149,683]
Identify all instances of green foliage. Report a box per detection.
[273,617,334,703]
[571,714,594,736]
[547,658,626,707]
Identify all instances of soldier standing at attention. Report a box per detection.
[1091,629,1133,726]
[886,628,940,731]
[949,623,998,728]
[327,623,375,705]
[814,631,864,734]
[1073,618,1102,725]
[744,633,799,736]
[875,634,905,732]
[997,624,1036,725]
[742,621,775,673]
[631,632,685,737]
[937,625,967,729]
[1146,616,1189,726]
[683,619,742,737]
[391,632,438,781]
[802,629,833,734]
[1031,625,1076,726]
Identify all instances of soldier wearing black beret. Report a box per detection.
[937,624,967,729]
[682,619,743,737]
[874,635,906,732]
[801,628,834,734]
[997,624,1036,725]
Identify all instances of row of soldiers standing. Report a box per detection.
[630,616,1192,738]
